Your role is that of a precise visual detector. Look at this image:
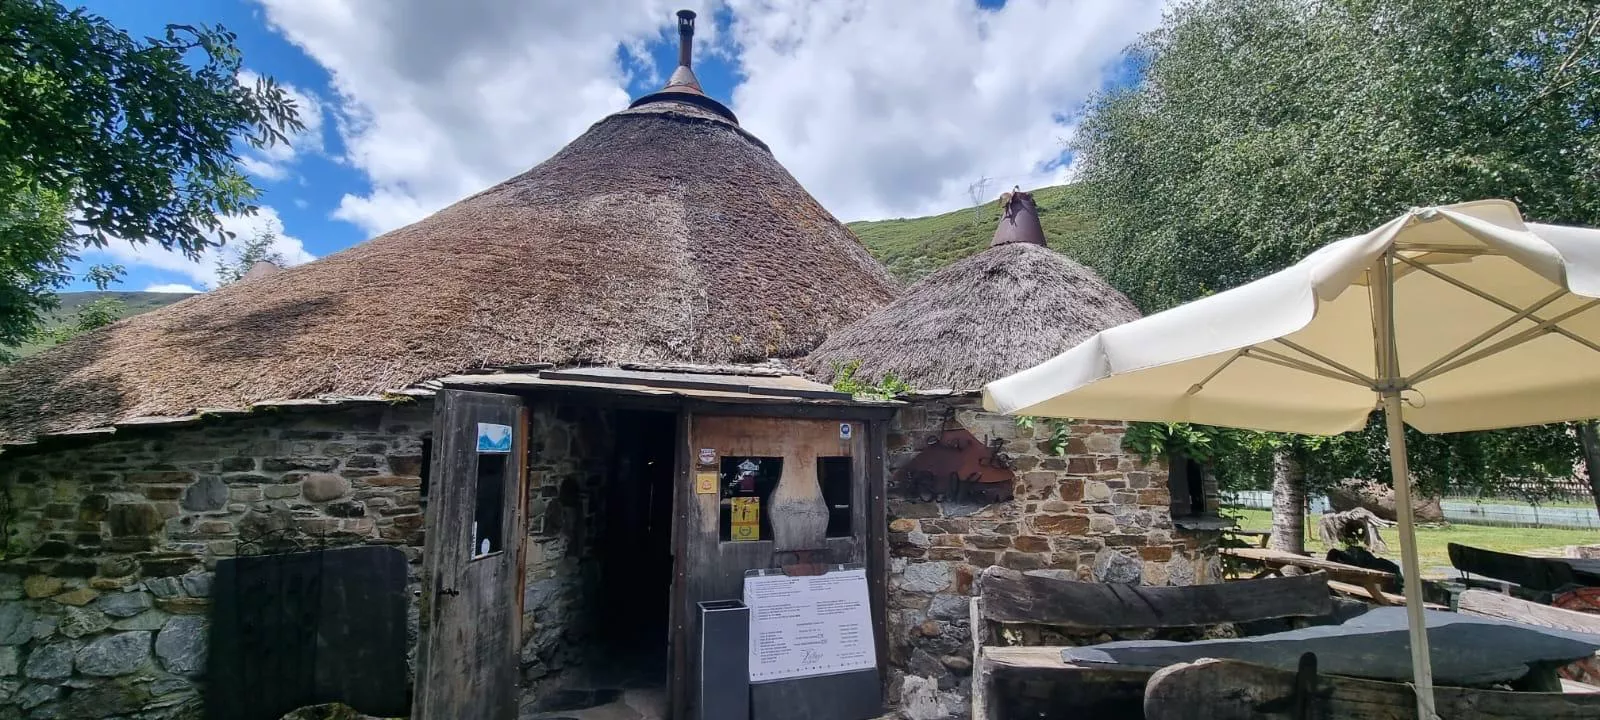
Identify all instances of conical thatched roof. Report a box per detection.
[0,19,896,444]
[804,190,1140,393]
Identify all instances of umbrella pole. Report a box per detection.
[1383,390,1437,720]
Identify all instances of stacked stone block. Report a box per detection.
[0,404,431,719]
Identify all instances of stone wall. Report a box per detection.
[883,396,1221,719]
[0,403,431,719]
[518,403,613,704]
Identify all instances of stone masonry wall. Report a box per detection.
[884,396,1220,720]
[0,403,431,719]
[518,403,612,706]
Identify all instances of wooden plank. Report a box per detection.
[982,647,1157,720]
[1459,589,1600,634]
[864,418,889,697]
[970,597,991,720]
[670,411,692,720]
[1323,579,1445,609]
[414,390,524,720]
[1223,547,1394,583]
[1143,658,1600,720]
[976,566,1331,628]
[1450,542,1580,592]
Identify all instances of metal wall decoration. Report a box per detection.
[895,414,1015,504]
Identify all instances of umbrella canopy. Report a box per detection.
[984,200,1600,434]
[981,199,1600,719]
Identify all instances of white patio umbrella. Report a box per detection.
[983,200,1600,718]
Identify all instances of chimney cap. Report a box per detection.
[990,187,1048,248]
[628,9,738,124]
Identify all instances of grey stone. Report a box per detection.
[1094,551,1143,584]
[908,648,955,690]
[58,607,111,639]
[1023,569,1076,581]
[0,677,19,702]
[155,616,207,676]
[1167,552,1195,587]
[180,573,212,598]
[302,473,351,502]
[523,578,564,611]
[75,631,152,676]
[0,647,16,676]
[927,594,968,622]
[55,682,150,718]
[16,682,59,710]
[0,575,20,601]
[95,591,153,618]
[150,676,192,696]
[30,616,56,641]
[23,643,74,681]
[111,610,169,631]
[899,562,953,594]
[0,603,34,645]
[145,577,183,598]
[180,476,228,512]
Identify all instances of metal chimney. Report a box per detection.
[990,187,1048,248]
[677,10,696,68]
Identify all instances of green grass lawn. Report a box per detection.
[1226,508,1598,577]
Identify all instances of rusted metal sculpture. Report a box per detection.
[895,413,1015,505]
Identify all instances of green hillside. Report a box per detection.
[847,184,1093,283]
[14,291,192,358]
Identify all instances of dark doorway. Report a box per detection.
[593,409,677,688]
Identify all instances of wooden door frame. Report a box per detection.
[667,402,893,720]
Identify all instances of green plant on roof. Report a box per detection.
[831,360,912,400]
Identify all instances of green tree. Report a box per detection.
[1076,0,1599,521]
[215,229,286,286]
[0,0,302,351]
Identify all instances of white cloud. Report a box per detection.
[238,69,327,181]
[725,0,1162,220]
[255,0,1159,231]
[257,0,721,235]
[92,206,317,289]
[144,283,204,294]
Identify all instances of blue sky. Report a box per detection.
[70,0,1160,294]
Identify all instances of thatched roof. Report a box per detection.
[0,28,896,444]
[804,190,1141,393]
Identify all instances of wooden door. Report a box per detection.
[415,390,528,720]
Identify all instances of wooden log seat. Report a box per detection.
[969,567,1335,720]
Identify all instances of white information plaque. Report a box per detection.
[743,567,877,682]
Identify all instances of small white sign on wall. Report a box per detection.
[839,423,853,440]
[743,568,877,682]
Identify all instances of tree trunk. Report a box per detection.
[1270,448,1307,554]
[1580,422,1600,516]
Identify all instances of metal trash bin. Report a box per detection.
[696,599,750,720]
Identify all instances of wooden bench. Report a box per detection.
[1222,547,1399,605]
[1224,528,1272,548]
[1450,543,1600,598]
[969,567,1334,720]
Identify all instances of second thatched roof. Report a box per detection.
[804,190,1141,393]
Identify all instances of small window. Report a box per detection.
[719,457,782,542]
[1167,451,1206,517]
[420,436,433,498]
[471,454,507,557]
[819,457,852,538]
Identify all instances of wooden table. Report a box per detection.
[1223,547,1399,605]
[1225,528,1272,548]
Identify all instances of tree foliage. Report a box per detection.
[1077,0,1599,495]
[0,0,302,349]
[215,230,286,286]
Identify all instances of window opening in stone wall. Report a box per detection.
[719,456,782,542]
[471,453,506,557]
[819,456,852,538]
[1167,451,1207,518]
[420,436,433,498]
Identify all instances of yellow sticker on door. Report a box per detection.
[730,497,760,541]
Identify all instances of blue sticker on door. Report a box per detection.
[476,423,513,453]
